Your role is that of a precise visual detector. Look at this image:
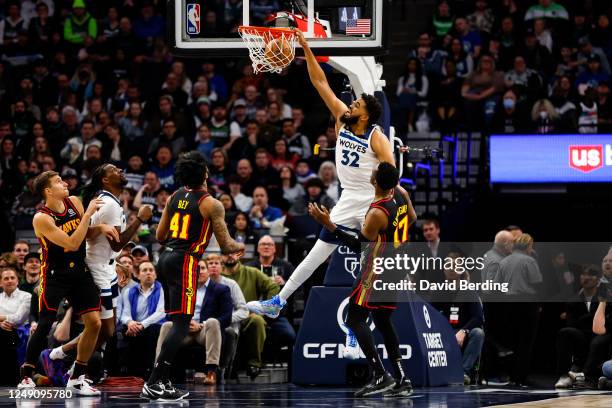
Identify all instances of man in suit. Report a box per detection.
[155,260,232,385]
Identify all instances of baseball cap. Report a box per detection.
[124,241,137,250]
[61,168,78,178]
[197,96,210,106]
[233,98,247,108]
[24,252,40,264]
[588,53,601,63]
[131,245,149,257]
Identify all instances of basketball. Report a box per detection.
[264,37,293,69]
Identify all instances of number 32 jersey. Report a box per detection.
[164,187,213,256]
[335,124,379,194]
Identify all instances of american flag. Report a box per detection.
[346,18,371,35]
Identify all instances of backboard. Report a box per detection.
[168,0,390,57]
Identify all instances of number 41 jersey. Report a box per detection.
[335,124,379,193]
[164,187,213,256]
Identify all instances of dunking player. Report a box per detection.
[310,162,416,397]
[248,30,395,342]
[44,164,153,373]
[141,151,244,401]
[19,171,118,395]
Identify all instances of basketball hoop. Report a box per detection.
[238,26,297,74]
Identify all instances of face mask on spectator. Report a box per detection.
[539,111,549,120]
[503,98,515,110]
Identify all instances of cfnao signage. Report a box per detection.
[490,134,612,183]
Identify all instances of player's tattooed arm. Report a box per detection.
[206,198,245,255]
[155,203,171,243]
[371,129,395,166]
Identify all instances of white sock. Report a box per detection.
[279,240,337,302]
[49,346,67,360]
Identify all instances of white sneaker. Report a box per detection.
[555,375,573,388]
[66,375,101,396]
[49,346,67,360]
[17,377,36,389]
[342,326,360,360]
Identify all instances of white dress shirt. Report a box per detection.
[119,283,165,328]
[0,288,32,327]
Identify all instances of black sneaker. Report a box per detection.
[383,378,413,398]
[141,382,168,400]
[354,372,396,398]
[163,381,189,401]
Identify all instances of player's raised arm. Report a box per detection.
[34,198,104,251]
[370,129,395,166]
[295,30,348,121]
[202,197,245,255]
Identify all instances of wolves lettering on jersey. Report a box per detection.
[335,124,379,193]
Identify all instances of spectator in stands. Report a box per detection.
[492,89,530,133]
[555,265,601,388]
[266,88,292,119]
[576,54,610,92]
[270,139,298,171]
[63,0,97,46]
[0,267,31,385]
[499,233,542,386]
[522,29,554,77]
[531,98,559,133]
[131,245,150,271]
[19,252,40,295]
[205,255,248,382]
[577,88,599,134]
[282,118,311,159]
[524,0,569,23]
[408,32,446,78]
[150,145,176,190]
[229,212,257,244]
[60,119,101,166]
[397,58,429,133]
[554,46,579,81]
[454,16,482,58]
[317,161,339,203]
[156,258,231,385]
[236,158,256,196]
[134,171,160,210]
[578,36,612,76]
[289,178,336,217]
[505,55,544,104]
[255,108,278,149]
[221,252,294,380]
[119,261,165,378]
[533,19,553,52]
[133,0,165,48]
[550,75,578,132]
[482,230,514,282]
[12,240,29,272]
[250,186,283,228]
[210,102,233,150]
[252,149,281,192]
[588,293,612,388]
[247,235,295,287]
[433,251,485,385]
[434,59,462,133]
[429,1,454,43]
[592,14,612,57]
[0,2,28,52]
[597,82,612,133]
[208,148,230,194]
[202,62,228,101]
[279,166,304,205]
[149,120,186,159]
[227,175,253,213]
[119,102,148,149]
[195,124,215,160]
[461,54,504,129]
[295,159,316,184]
[219,193,239,224]
[230,120,259,163]
[467,0,495,37]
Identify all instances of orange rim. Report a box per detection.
[238,25,296,39]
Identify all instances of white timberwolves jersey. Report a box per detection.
[86,191,127,264]
[335,124,379,193]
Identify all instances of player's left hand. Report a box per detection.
[100,224,120,242]
[308,203,332,227]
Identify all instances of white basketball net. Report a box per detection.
[238,27,297,74]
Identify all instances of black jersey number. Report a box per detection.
[170,213,191,240]
[341,149,360,167]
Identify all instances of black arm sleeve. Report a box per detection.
[332,228,365,254]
